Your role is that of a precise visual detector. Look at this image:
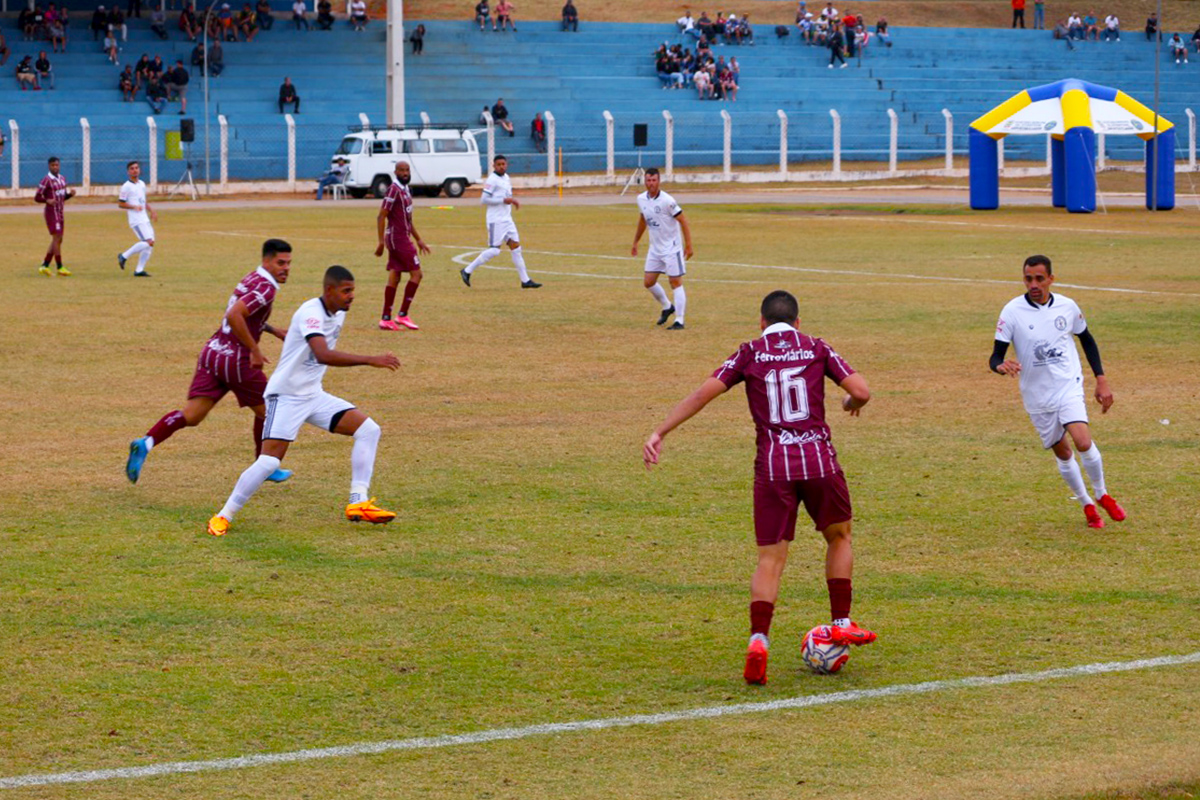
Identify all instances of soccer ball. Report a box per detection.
[801,625,850,674]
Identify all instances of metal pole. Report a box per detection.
[1151,0,1162,210]
[386,0,405,125]
[203,0,218,195]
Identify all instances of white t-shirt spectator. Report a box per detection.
[292,1,306,16]
[350,0,365,17]
[1067,14,1082,28]
[1104,14,1119,29]
[677,13,694,31]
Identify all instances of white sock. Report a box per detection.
[218,455,280,521]
[145,436,156,449]
[136,247,153,273]
[122,240,150,260]
[647,283,671,309]
[1077,444,1107,498]
[672,286,687,323]
[349,418,380,504]
[464,247,500,275]
[832,617,851,628]
[510,246,530,283]
[1055,455,1094,507]
[749,632,769,648]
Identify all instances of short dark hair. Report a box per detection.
[761,290,799,325]
[324,265,355,286]
[262,238,292,258]
[1023,254,1053,275]
[645,167,660,177]
[494,154,508,163]
[126,160,140,169]
[47,156,60,165]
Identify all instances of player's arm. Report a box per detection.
[631,215,647,256]
[306,334,401,370]
[990,340,1021,376]
[374,204,388,257]
[675,211,694,259]
[1076,328,1113,412]
[263,322,285,342]
[839,372,870,416]
[643,377,729,469]
[226,299,269,369]
[34,183,47,204]
[481,186,505,206]
[410,219,431,254]
[145,199,157,222]
[117,191,139,211]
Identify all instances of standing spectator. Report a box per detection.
[531,112,546,152]
[109,6,127,40]
[238,4,259,41]
[1145,13,1158,41]
[410,23,426,54]
[492,97,514,135]
[128,0,141,19]
[729,54,740,84]
[875,16,892,46]
[475,0,493,30]
[317,0,334,28]
[119,64,136,100]
[495,0,515,31]
[1033,0,1045,28]
[279,76,300,113]
[35,51,54,89]
[827,24,847,66]
[1103,14,1120,41]
[292,0,310,30]
[208,38,224,75]
[562,0,578,31]
[1170,32,1188,63]
[16,56,41,89]
[841,9,856,55]
[165,59,188,113]
[1012,0,1026,28]
[256,0,274,29]
[179,5,200,39]
[102,30,119,62]
[0,32,9,66]
[149,6,167,38]
[146,75,167,113]
[349,0,368,30]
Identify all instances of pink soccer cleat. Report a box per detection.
[378,318,401,331]
[1097,494,1126,522]
[1084,504,1105,529]
[743,636,768,685]
[829,620,877,646]
[394,315,420,330]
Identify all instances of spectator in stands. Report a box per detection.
[349,0,368,30]
[238,4,259,41]
[711,11,725,40]
[165,59,188,113]
[479,104,490,123]
[317,0,335,29]
[875,16,892,46]
[696,11,713,38]
[1066,12,1083,39]
[562,0,578,31]
[48,15,66,51]
[496,0,515,31]
[147,5,167,38]
[149,54,165,82]
[119,64,135,100]
[102,30,119,62]
[737,13,754,44]
[1145,13,1158,41]
[1103,14,1120,41]
[217,3,237,40]
[1033,0,1045,29]
[1170,32,1188,63]
[531,113,546,152]
[0,32,9,67]
[208,38,224,75]
[828,22,847,66]
[1011,0,1025,28]
[410,23,426,53]
[821,3,837,23]
[475,0,493,30]
[1082,12,1099,39]
[696,32,712,57]
[315,157,347,200]
[492,97,514,135]
[179,6,200,39]
[191,40,206,71]
[796,12,814,43]
[146,74,167,113]
[1053,18,1075,48]
[692,63,711,98]
[718,64,736,100]
[678,10,695,35]
[35,51,54,88]
[22,5,43,40]
[16,56,40,89]
[109,6,127,40]
[128,0,141,19]
[292,0,310,30]
[1192,24,1200,51]
[279,76,300,112]
[813,14,830,45]
[729,55,739,84]
[256,0,274,29]
[134,52,150,84]
[723,13,737,42]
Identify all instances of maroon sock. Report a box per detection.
[147,410,187,446]
[382,285,397,320]
[253,416,264,456]
[750,600,774,637]
[827,578,852,621]
[43,249,54,264]
[54,255,63,267]
[399,280,419,316]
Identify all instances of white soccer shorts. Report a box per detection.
[1028,395,1089,449]
[131,222,156,242]
[487,220,519,248]
[644,250,687,277]
[262,391,356,442]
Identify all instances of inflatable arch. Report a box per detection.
[969,79,1174,212]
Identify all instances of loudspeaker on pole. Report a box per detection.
[180,118,195,143]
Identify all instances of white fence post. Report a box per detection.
[662,110,674,179]
[830,109,841,176]
[1096,132,1105,170]
[720,109,732,180]
[777,109,788,177]
[218,114,229,187]
[603,110,614,180]
[146,116,158,189]
[80,117,91,192]
[419,111,431,128]
[886,108,898,175]
[997,138,1005,173]
[285,113,296,191]
[545,110,556,180]
[941,108,953,170]
[8,120,17,190]
[358,112,370,128]
[482,110,495,172]
[1186,108,1196,169]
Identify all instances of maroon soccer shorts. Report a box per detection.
[386,247,420,273]
[44,209,63,235]
[753,471,853,545]
[187,355,268,408]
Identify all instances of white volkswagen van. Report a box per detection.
[332,126,483,198]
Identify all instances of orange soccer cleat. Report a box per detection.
[1084,504,1105,529]
[1097,494,1126,522]
[743,636,769,685]
[345,498,396,524]
[829,620,877,646]
[206,515,231,537]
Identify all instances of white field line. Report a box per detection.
[2,651,1198,790]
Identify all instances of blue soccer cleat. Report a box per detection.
[126,437,150,484]
[266,468,293,483]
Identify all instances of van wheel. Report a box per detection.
[347,188,368,199]
[443,178,467,198]
[370,175,392,198]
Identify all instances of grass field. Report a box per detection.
[1,195,1198,799]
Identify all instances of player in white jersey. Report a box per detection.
[631,168,694,330]
[991,255,1126,530]
[117,160,157,277]
[459,154,542,289]
[207,265,402,537]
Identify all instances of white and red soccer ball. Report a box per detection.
[801,625,850,674]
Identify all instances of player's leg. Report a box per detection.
[1049,429,1102,528]
[230,371,292,482]
[643,262,674,325]
[209,395,300,534]
[508,237,541,288]
[326,404,396,523]
[744,477,799,684]
[396,266,422,328]
[52,232,68,274]
[804,472,874,644]
[380,266,401,328]
[40,230,55,274]
[667,271,686,330]
[120,225,153,273]
[135,231,155,275]
[127,394,217,483]
[1067,421,1125,521]
[461,227,503,283]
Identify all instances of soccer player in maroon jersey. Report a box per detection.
[644,290,876,685]
[125,239,295,485]
[34,156,74,276]
[375,161,431,331]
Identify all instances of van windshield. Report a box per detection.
[336,137,363,155]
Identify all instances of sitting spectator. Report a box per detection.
[179,6,200,39]
[0,32,9,66]
[109,6,127,40]
[237,4,259,41]
[191,40,206,71]
[475,0,493,31]
[217,3,237,40]
[495,0,515,31]
[35,50,55,89]
[349,0,368,30]
[165,59,188,113]
[148,6,167,38]
[1145,13,1158,41]
[102,30,119,62]
[315,157,347,200]
[479,104,491,124]
[148,54,165,82]
[48,16,66,51]
[796,13,813,43]
[718,65,737,100]
[23,5,44,40]
[16,55,41,89]
[656,50,681,88]
[1103,13,1119,41]
[562,0,578,31]
[813,14,830,45]
[1053,18,1076,48]
[1066,12,1083,38]
[678,10,696,36]
[692,63,712,98]
[711,11,726,41]
[134,52,151,83]
[292,0,310,30]
[1170,32,1188,63]
[119,64,136,100]
[696,33,712,58]
[256,0,274,29]
[146,74,167,113]
[723,12,738,42]
[208,38,224,75]
[739,13,754,44]
[729,54,740,84]
[854,24,869,53]
[1082,12,1099,39]
[531,112,546,152]
[317,0,334,28]
[410,23,425,53]
[1192,24,1200,51]
[695,10,713,38]
[492,97,514,135]
[279,76,300,113]
[821,2,838,22]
